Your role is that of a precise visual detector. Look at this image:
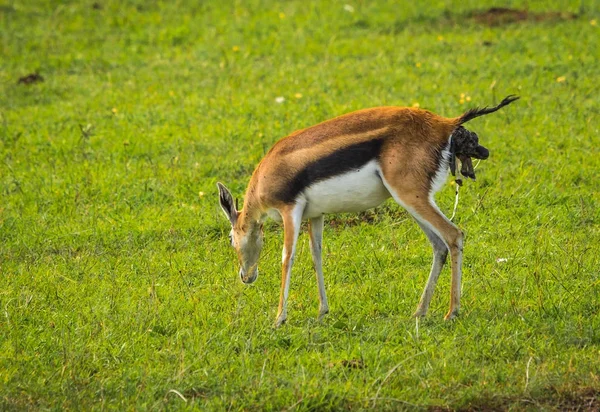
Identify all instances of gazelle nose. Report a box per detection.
[239,268,258,284]
[475,145,489,160]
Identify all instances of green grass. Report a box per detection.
[1,0,599,409]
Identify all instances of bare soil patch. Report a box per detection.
[17,72,44,85]
[469,7,577,26]
[430,387,599,411]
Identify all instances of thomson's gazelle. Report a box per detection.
[218,96,518,326]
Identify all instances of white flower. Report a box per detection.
[343,4,354,13]
[496,258,508,263]
[275,96,285,104]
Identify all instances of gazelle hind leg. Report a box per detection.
[380,178,463,320]
[409,202,462,320]
[413,221,448,317]
[309,215,329,320]
[408,203,462,320]
[275,201,305,327]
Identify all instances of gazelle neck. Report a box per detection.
[237,181,264,231]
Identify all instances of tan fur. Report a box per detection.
[240,108,458,219]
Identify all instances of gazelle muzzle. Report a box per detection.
[239,263,258,284]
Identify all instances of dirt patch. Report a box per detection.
[429,387,599,411]
[556,387,600,411]
[355,6,578,35]
[469,7,577,26]
[17,72,44,85]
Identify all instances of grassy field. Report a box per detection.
[1,0,599,410]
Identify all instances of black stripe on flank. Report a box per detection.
[277,138,384,204]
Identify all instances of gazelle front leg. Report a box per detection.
[309,215,329,320]
[413,222,449,318]
[275,202,304,327]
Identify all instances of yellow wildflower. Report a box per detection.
[556,76,566,83]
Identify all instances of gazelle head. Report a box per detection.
[217,182,263,284]
[452,126,490,179]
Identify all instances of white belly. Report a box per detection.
[301,160,390,219]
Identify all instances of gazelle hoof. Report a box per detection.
[274,315,287,328]
[444,310,459,321]
[412,309,427,318]
[317,308,329,321]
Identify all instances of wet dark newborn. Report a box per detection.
[452,126,489,182]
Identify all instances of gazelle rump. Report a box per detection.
[218,96,518,327]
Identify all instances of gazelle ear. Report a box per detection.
[217,182,238,225]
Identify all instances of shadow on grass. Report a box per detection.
[326,204,408,230]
